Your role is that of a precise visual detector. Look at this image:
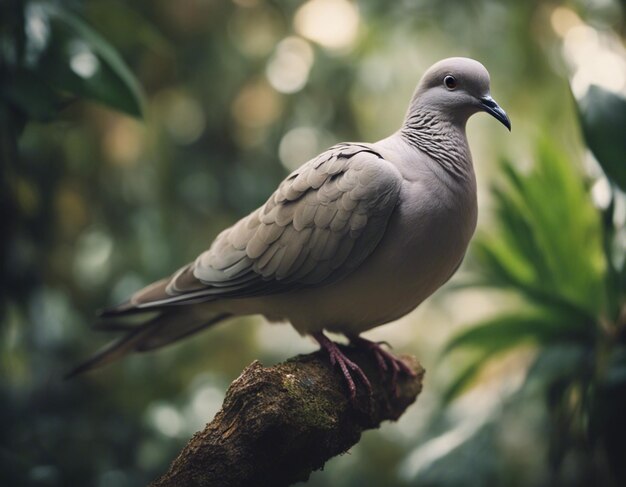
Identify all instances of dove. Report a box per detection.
[69,57,510,398]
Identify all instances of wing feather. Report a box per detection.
[107,143,402,312]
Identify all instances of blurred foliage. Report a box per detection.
[442,98,626,486]
[1,0,625,486]
[1,0,143,126]
[578,85,626,192]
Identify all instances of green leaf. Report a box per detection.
[445,138,611,401]
[577,85,626,191]
[471,140,607,316]
[85,0,174,57]
[25,2,144,118]
[441,311,592,402]
[442,309,591,357]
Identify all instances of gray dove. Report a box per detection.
[69,57,510,397]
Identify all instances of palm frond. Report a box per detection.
[473,139,607,317]
[442,309,592,357]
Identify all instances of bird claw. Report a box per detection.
[349,335,415,396]
[313,332,372,400]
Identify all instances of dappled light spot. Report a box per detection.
[55,184,88,238]
[231,78,283,129]
[103,117,145,166]
[68,40,99,79]
[294,0,360,52]
[266,36,314,94]
[548,6,626,98]
[73,230,113,287]
[153,90,206,146]
[278,126,320,171]
[148,403,183,438]
[614,192,626,228]
[110,273,145,305]
[29,288,76,346]
[591,176,612,210]
[570,49,626,97]
[549,6,582,38]
[186,385,224,431]
[231,78,283,148]
[228,4,284,58]
[24,4,50,65]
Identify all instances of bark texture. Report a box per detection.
[150,347,424,487]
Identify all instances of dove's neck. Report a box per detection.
[400,106,473,182]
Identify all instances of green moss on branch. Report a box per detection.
[150,348,424,487]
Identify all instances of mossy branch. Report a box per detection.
[150,347,424,487]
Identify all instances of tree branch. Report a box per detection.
[150,347,424,487]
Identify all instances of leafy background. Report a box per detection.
[1,0,625,486]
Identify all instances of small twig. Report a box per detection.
[150,347,425,487]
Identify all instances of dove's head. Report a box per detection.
[410,57,511,130]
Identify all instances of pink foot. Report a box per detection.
[348,335,416,395]
[313,332,372,399]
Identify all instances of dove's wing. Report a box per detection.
[108,143,402,313]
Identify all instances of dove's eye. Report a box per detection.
[443,75,457,90]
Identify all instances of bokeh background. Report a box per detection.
[1,0,625,486]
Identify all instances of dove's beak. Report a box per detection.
[479,96,511,131]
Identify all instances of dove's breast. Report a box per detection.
[251,165,478,336]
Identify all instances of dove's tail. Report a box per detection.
[65,306,231,379]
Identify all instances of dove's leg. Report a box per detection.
[312,331,372,399]
[348,335,416,394]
